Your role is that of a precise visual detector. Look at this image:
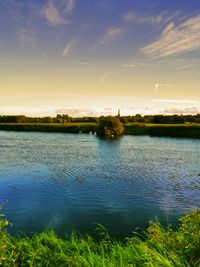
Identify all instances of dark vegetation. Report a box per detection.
[96,116,124,138]
[1,114,200,138]
[0,122,200,139]
[0,122,96,134]
[0,210,199,266]
[1,114,200,124]
[124,124,200,138]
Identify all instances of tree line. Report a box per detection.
[0,114,200,124]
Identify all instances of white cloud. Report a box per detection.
[62,42,73,57]
[0,106,54,116]
[162,106,200,115]
[141,14,200,57]
[55,107,114,117]
[42,0,68,26]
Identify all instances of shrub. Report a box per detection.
[96,116,124,138]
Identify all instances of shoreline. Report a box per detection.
[0,122,200,138]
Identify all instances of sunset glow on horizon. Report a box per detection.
[1,0,200,116]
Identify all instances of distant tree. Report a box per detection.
[96,116,124,138]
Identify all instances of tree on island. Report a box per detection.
[96,116,124,138]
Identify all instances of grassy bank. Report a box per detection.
[124,123,200,138]
[0,122,200,138]
[0,210,199,266]
[0,123,96,134]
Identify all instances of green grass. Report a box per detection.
[0,210,199,266]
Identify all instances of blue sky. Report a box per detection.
[1,0,200,116]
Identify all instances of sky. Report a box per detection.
[1,0,200,117]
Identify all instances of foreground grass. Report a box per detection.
[0,210,199,266]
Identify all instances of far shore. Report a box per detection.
[0,122,200,139]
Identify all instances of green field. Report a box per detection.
[0,210,199,266]
[0,122,200,138]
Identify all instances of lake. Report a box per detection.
[0,131,199,239]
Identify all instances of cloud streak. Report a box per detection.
[154,83,173,92]
[153,99,199,104]
[66,0,76,14]
[103,27,124,41]
[62,42,73,57]
[42,0,69,26]
[122,62,157,68]
[162,106,200,115]
[93,27,124,50]
[124,12,164,25]
[4,3,38,48]
[141,15,200,57]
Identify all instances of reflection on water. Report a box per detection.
[0,131,200,239]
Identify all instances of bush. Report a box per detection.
[96,116,124,138]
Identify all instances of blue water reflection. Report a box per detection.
[0,131,199,238]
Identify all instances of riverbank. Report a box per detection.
[0,210,199,266]
[0,122,200,138]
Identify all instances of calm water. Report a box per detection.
[0,131,200,239]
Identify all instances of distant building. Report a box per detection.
[117,109,121,118]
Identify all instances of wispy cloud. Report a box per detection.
[62,42,73,57]
[124,11,164,25]
[76,61,92,65]
[16,25,37,48]
[42,0,69,26]
[93,27,124,50]
[5,3,38,48]
[65,0,76,14]
[141,15,200,57]
[122,62,157,68]
[162,106,200,115]
[55,107,114,117]
[154,83,173,92]
[176,64,193,71]
[152,99,199,104]
[104,27,124,41]
[123,11,179,26]
[67,60,92,65]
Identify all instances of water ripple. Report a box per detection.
[0,131,200,238]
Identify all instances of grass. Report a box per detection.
[0,123,96,134]
[0,210,199,266]
[0,122,200,138]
